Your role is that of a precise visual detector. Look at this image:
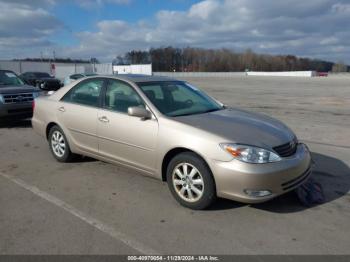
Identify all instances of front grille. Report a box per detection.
[281,167,311,191]
[273,138,298,157]
[8,108,32,114]
[3,93,33,104]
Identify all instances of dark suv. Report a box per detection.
[0,70,41,121]
[20,72,62,91]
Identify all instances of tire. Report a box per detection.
[48,125,75,162]
[166,152,217,210]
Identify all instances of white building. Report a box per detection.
[113,64,152,75]
[246,71,317,77]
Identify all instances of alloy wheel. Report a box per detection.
[51,130,66,158]
[172,163,204,202]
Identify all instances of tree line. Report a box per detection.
[13,58,95,64]
[113,47,348,72]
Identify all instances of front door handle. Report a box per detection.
[98,116,109,123]
[58,106,65,112]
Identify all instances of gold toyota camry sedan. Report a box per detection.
[32,75,311,209]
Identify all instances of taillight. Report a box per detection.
[32,99,35,111]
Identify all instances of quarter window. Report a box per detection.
[105,80,144,113]
[62,79,103,107]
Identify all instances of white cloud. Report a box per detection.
[65,0,349,62]
[0,1,62,58]
[74,0,131,8]
[331,3,350,14]
[188,0,220,19]
[320,36,339,45]
[0,0,55,7]
[0,0,349,63]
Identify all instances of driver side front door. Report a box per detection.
[97,79,159,174]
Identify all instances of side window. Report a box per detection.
[62,79,104,107]
[105,80,144,113]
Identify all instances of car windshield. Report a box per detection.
[33,72,51,78]
[138,81,223,117]
[0,71,24,87]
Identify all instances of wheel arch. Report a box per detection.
[161,147,214,183]
[46,122,59,140]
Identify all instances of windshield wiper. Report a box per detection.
[202,108,223,114]
[173,108,223,117]
[173,112,197,117]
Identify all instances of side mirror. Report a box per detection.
[128,106,152,120]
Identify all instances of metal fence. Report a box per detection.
[2,60,348,79]
[94,63,113,75]
[0,60,113,80]
[328,72,350,77]
[154,72,245,77]
[155,72,350,78]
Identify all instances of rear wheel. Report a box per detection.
[166,152,216,210]
[48,125,75,162]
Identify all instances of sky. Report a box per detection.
[0,0,349,63]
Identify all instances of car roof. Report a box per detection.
[101,74,178,83]
[0,69,16,73]
[23,72,50,74]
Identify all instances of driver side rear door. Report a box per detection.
[57,78,105,155]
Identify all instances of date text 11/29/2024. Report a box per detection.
[127,255,219,261]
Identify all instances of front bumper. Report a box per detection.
[211,143,312,203]
[0,102,33,119]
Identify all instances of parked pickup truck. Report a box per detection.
[0,70,41,121]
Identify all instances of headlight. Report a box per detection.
[0,94,4,103]
[220,143,281,163]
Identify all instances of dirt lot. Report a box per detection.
[0,76,349,254]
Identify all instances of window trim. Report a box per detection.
[101,78,147,115]
[60,77,107,108]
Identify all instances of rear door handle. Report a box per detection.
[58,106,65,112]
[98,116,109,123]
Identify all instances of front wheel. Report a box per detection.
[48,125,75,162]
[166,152,217,210]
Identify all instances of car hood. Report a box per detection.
[0,85,41,94]
[173,108,295,148]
